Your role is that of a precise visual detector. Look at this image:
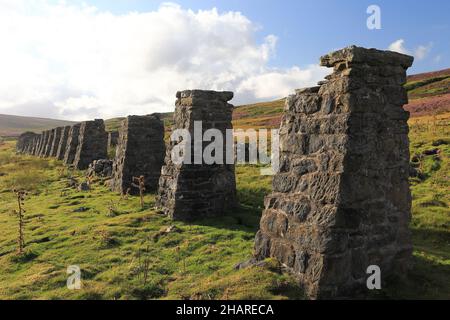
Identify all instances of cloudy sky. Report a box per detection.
[0,0,448,120]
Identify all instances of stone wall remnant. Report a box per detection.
[87,159,113,177]
[156,90,237,220]
[63,124,81,166]
[111,115,165,195]
[73,119,108,170]
[253,46,414,299]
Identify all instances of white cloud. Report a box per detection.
[0,1,327,120]
[414,44,433,60]
[388,39,409,55]
[388,39,432,61]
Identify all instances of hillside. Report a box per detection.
[0,114,76,138]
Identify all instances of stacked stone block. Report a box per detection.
[56,126,71,160]
[16,132,38,153]
[111,115,165,195]
[49,127,63,157]
[73,119,108,170]
[253,46,414,299]
[63,124,81,166]
[108,131,119,149]
[43,128,55,157]
[156,90,237,220]
[38,130,50,157]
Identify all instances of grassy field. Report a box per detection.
[0,110,449,299]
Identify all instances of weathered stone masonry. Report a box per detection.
[56,126,71,160]
[111,115,165,194]
[108,131,119,149]
[253,46,414,299]
[38,130,50,157]
[73,119,108,170]
[156,90,237,220]
[49,127,63,157]
[63,124,81,166]
[16,132,38,153]
[44,128,55,157]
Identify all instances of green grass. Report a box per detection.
[0,112,449,299]
[0,142,301,300]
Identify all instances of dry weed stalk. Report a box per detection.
[13,189,27,254]
[132,176,146,209]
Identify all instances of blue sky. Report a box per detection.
[65,0,449,74]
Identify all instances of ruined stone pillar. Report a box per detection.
[73,119,108,170]
[43,128,55,157]
[111,115,165,194]
[38,130,50,157]
[33,134,42,156]
[253,46,414,299]
[156,90,237,220]
[56,126,71,160]
[49,127,63,157]
[108,131,119,149]
[16,132,37,154]
[63,124,81,166]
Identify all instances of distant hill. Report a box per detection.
[0,114,76,137]
[1,68,448,137]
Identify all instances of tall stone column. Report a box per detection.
[253,46,414,299]
[34,134,43,156]
[16,132,37,153]
[44,128,55,157]
[38,130,50,157]
[49,127,63,157]
[156,90,237,221]
[56,126,71,160]
[63,124,81,166]
[108,131,119,149]
[73,119,108,170]
[111,115,165,194]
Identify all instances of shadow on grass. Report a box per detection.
[187,204,262,233]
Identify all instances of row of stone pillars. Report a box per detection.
[16,46,413,299]
[17,119,108,170]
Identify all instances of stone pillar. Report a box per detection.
[56,126,71,160]
[108,131,119,149]
[111,115,165,194]
[156,90,237,220]
[73,119,108,170]
[16,132,37,153]
[33,134,42,156]
[30,135,39,155]
[38,130,50,157]
[63,124,81,166]
[253,46,414,299]
[49,127,63,157]
[43,128,55,157]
